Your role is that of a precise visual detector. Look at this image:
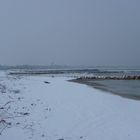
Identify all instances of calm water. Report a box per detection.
[87,80,140,98]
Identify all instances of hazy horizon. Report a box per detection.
[0,0,140,66]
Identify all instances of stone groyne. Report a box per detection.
[73,75,140,81]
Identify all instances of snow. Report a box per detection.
[0,71,140,140]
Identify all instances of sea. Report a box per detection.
[72,67,140,100]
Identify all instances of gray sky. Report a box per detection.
[0,0,140,66]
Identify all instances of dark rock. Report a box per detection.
[44,81,50,84]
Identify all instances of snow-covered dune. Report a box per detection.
[1,72,140,140]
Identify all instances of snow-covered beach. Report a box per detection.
[1,71,140,140]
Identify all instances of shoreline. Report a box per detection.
[70,79,140,101]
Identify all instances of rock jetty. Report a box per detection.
[74,75,140,81]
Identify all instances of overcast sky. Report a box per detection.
[0,0,139,66]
